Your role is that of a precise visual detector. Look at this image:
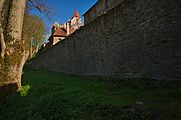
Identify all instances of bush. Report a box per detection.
[20,85,30,96]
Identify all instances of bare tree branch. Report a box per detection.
[28,0,43,12]
[28,0,52,19]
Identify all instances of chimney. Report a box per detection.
[66,22,70,35]
[51,25,55,34]
[51,22,59,34]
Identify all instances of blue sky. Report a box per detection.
[31,0,98,36]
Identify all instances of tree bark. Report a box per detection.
[0,0,6,58]
[0,0,27,91]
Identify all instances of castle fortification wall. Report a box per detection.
[28,0,181,81]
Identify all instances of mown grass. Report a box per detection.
[0,69,180,120]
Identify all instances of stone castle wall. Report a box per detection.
[84,0,123,24]
[28,0,181,81]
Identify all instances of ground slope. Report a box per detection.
[0,69,180,120]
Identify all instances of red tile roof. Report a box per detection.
[53,27,67,37]
[74,10,80,18]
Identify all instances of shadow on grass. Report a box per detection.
[0,83,18,104]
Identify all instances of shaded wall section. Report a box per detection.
[84,0,123,24]
[27,0,181,81]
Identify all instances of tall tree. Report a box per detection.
[22,13,46,58]
[0,0,49,96]
[0,0,27,89]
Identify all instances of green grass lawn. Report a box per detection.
[0,69,181,120]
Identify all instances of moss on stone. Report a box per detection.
[0,39,25,87]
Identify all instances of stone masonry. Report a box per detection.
[27,0,181,81]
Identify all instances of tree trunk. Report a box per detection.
[0,0,27,99]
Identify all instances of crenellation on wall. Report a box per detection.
[27,0,181,81]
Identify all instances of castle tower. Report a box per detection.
[70,10,82,29]
[74,10,80,18]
